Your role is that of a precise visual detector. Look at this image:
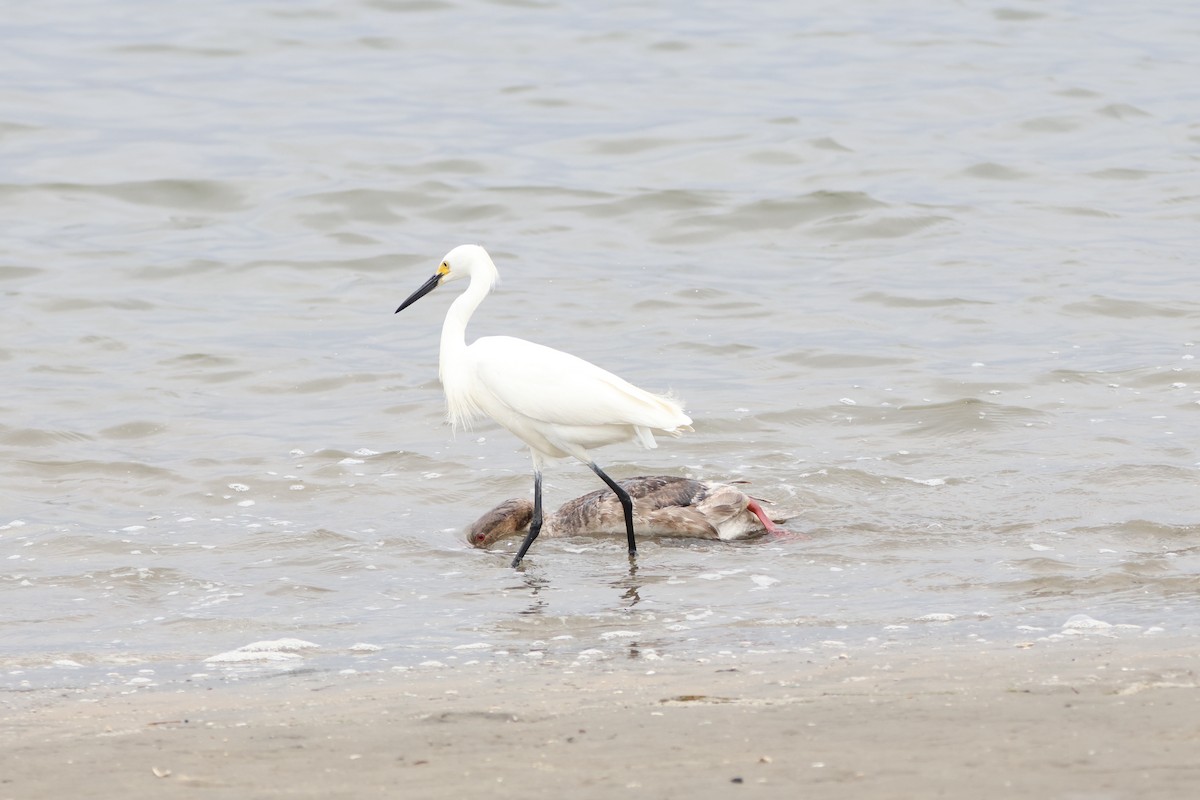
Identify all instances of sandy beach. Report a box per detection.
[4,638,1197,799]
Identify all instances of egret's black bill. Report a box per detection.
[395,274,441,314]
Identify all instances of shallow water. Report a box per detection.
[2,0,1199,690]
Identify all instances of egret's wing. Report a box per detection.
[469,336,689,429]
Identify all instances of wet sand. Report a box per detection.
[4,639,1198,799]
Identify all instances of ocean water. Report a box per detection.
[2,0,1198,690]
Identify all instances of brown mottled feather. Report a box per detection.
[466,476,779,548]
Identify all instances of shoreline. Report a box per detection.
[4,637,1198,798]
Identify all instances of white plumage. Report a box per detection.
[395,244,692,566]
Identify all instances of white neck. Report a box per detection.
[437,257,500,430]
[439,266,494,381]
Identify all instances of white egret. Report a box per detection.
[395,244,693,567]
[465,475,790,549]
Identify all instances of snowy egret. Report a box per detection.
[465,475,790,549]
[395,244,693,567]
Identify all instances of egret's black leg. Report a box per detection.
[511,469,543,568]
[589,462,637,558]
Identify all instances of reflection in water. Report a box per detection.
[612,563,642,608]
[515,573,551,617]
